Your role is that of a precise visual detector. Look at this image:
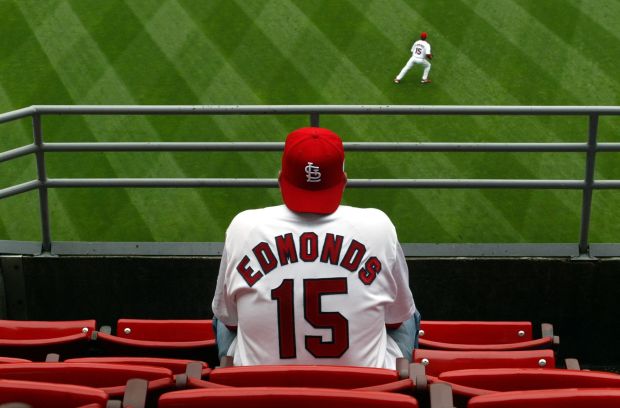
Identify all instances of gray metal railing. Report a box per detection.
[1,105,620,257]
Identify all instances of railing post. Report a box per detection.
[310,112,319,127]
[32,113,52,253]
[577,114,598,258]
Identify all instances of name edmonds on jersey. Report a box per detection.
[236,232,383,287]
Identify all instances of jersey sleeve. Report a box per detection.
[211,245,238,327]
[384,233,416,325]
[426,43,432,55]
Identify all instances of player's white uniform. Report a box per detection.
[396,39,432,81]
[212,204,416,369]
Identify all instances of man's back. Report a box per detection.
[411,39,431,59]
[213,204,415,368]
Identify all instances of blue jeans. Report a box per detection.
[213,309,421,362]
[386,309,421,361]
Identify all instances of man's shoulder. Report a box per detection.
[228,205,286,228]
[337,205,394,226]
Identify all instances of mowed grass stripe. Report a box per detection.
[70,1,241,240]
[125,0,286,234]
[0,5,82,242]
[517,0,620,103]
[568,0,620,41]
[465,0,619,105]
[16,1,213,242]
[14,1,155,242]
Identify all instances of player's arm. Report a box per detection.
[426,53,432,60]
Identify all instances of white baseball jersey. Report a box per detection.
[212,204,416,369]
[411,40,431,59]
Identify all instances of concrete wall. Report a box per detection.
[1,255,618,366]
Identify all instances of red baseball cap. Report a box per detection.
[279,127,347,214]
[421,32,427,39]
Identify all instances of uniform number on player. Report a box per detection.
[415,47,423,55]
[271,278,350,359]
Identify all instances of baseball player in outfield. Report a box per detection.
[212,127,419,369]
[394,32,432,84]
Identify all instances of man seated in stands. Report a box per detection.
[212,127,419,368]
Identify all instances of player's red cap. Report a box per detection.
[279,127,346,214]
[421,32,427,39]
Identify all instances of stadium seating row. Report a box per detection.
[0,318,616,408]
[0,319,218,367]
[2,359,620,407]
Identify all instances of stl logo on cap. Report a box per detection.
[305,162,321,182]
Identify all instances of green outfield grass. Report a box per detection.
[1,0,620,244]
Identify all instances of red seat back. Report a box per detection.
[467,388,620,408]
[158,387,419,408]
[116,319,214,342]
[0,320,95,344]
[0,357,31,363]
[208,365,400,388]
[0,362,173,397]
[0,379,108,408]
[66,356,210,377]
[419,321,532,344]
[413,349,555,376]
[440,368,620,392]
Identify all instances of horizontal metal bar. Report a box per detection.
[349,179,586,189]
[0,241,593,258]
[401,243,580,258]
[0,240,42,255]
[590,244,620,257]
[28,105,620,116]
[0,106,36,124]
[43,142,285,152]
[41,142,600,153]
[51,241,224,256]
[345,142,591,152]
[595,143,620,152]
[593,181,620,189]
[0,144,37,163]
[0,180,40,199]
[46,178,278,188]
[43,178,588,189]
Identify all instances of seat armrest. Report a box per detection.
[565,358,581,370]
[411,362,428,392]
[430,382,455,408]
[122,378,147,408]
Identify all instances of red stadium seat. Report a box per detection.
[418,321,557,351]
[441,367,620,394]
[431,367,620,407]
[0,357,31,363]
[0,379,109,408]
[0,362,173,399]
[93,319,217,366]
[158,387,419,408]
[467,388,620,408]
[413,349,555,377]
[0,320,96,361]
[65,356,211,378]
[188,360,426,394]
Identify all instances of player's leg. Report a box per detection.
[395,56,415,82]
[421,60,432,83]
